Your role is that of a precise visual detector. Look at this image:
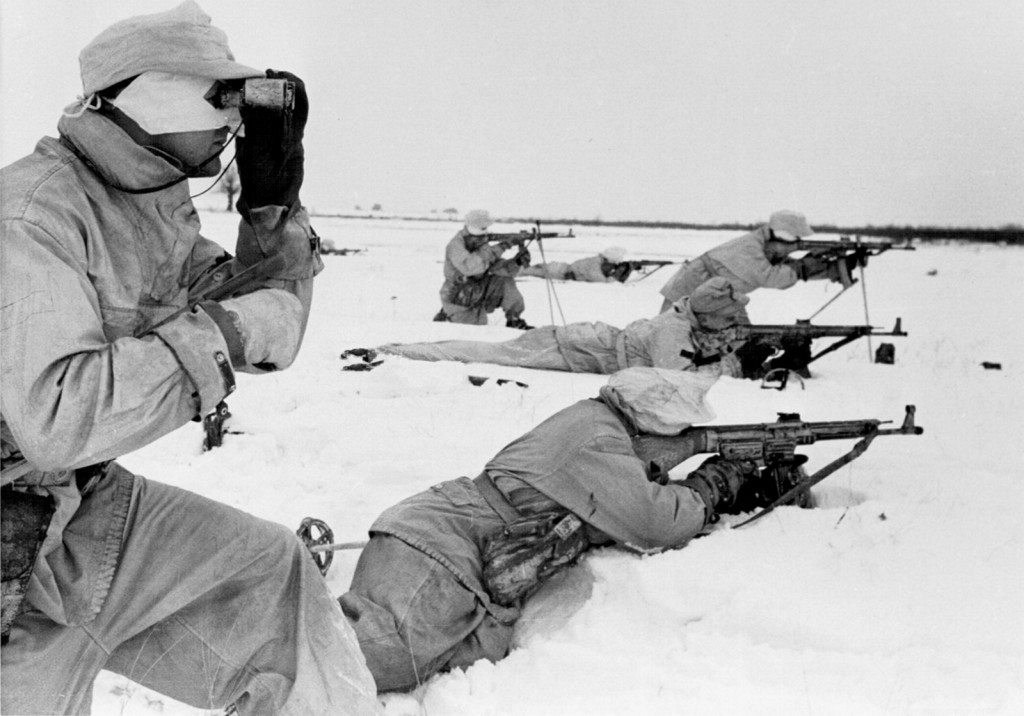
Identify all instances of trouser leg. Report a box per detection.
[340,535,507,693]
[497,279,526,319]
[441,300,488,325]
[5,472,379,715]
[102,477,379,715]
[0,609,106,714]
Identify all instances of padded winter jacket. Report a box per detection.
[520,255,613,282]
[0,106,316,626]
[439,228,522,304]
[660,225,801,302]
[371,398,707,572]
[567,255,614,282]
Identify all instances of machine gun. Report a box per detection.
[794,234,916,259]
[631,405,923,524]
[793,235,916,288]
[691,318,908,387]
[483,221,575,247]
[608,259,675,283]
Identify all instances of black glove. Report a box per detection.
[236,70,308,212]
[677,456,754,522]
[515,247,532,267]
[823,252,866,287]
[848,249,869,271]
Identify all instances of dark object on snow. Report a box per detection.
[505,316,533,330]
[981,362,1002,370]
[340,347,378,362]
[341,361,383,371]
[2,488,56,642]
[321,247,364,256]
[468,376,529,388]
[926,269,938,276]
[339,347,384,371]
[875,343,896,364]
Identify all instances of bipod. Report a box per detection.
[858,258,873,360]
[805,282,854,321]
[532,221,568,326]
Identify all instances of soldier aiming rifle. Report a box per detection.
[521,246,649,284]
[793,235,916,288]
[607,258,676,283]
[632,404,923,522]
[329,368,923,692]
[433,211,572,328]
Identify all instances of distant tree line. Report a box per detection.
[305,206,1023,246]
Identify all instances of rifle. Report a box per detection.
[483,221,575,246]
[321,247,364,256]
[631,405,923,520]
[794,235,915,288]
[691,318,908,377]
[610,259,675,283]
[794,234,915,259]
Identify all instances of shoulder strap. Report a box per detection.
[472,471,520,525]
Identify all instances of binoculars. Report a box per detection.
[216,78,295,112]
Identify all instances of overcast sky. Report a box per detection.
[2,0,1021,227]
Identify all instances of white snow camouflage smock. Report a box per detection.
[378,298,722,375]
[520,254,614,282]
[339,397,707,692]
[1,107,379,714]
[659,225,802,304]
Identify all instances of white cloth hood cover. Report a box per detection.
[599,367,716,435]
[79,1,261,95]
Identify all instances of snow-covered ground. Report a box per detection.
[95,211,1023,715]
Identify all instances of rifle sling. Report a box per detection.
[808,333,864,364]
[734,430,878,528]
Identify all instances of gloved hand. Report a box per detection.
[236,70,308,212]
[677,456,755,522]
[201,289,303,371]
[515,247,532,267]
